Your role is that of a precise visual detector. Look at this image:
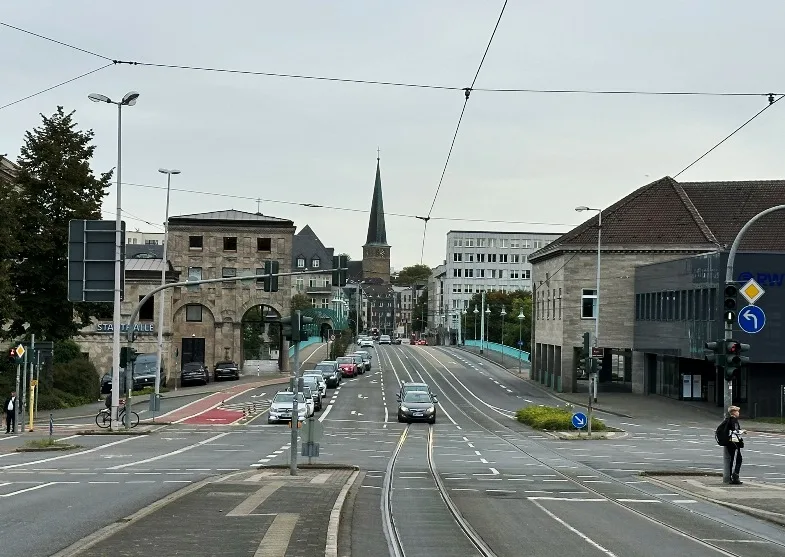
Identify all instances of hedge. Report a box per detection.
[516,405,606,431]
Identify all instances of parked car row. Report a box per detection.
[357,334,402,346]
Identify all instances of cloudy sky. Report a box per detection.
[2,1,784,269]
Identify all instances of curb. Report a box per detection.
[644,475,785,528]
[15,444,80,452]
[326,468,360,557]
[255,463,358,470]
[641,471,722,477]
[73,429,152,436]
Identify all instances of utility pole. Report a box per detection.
[480,291,486,354]
[290,310,301,476]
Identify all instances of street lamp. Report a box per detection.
[485,306,491,351]
[473,307,479,341]
[88,91,139,430]
[500,305,507,367]
[576,205,602,402]
[153,168,180,418]
[518,310,525,375]
[461,308,466,346]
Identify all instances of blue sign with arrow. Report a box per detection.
[738,305,765,334]
[571,412,588,429]
[517,340,523,347]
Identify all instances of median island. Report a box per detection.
[516,405,620,439]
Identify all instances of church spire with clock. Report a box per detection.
[362,155,391,282]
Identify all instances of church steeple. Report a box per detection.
[365,156,387,246]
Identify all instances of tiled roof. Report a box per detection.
[169,210,293,226]
[292,225,334,271]
[347,261,364,282]
[125,258,167,272]
[529,177,785,262]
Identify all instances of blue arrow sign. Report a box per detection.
[571,412,587,429]
[738,305,765,334]
[517,340,523,347]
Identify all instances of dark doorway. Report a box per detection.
[182,337,206,366]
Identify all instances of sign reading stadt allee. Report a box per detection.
[95,323,155,334]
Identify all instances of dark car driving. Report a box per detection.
[181,362,210,385]
[313,361,341,387]
[397,390,438,424]
[100,353,165,393]
[214,361,240,381]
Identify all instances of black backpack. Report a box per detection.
[715,418,730,446]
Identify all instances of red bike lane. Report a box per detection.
[158,378,287,425]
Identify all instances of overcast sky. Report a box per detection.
[2,1,785,269]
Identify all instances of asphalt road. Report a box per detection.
[1,342,784,556]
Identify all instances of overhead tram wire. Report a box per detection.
[0,63,114,111]
[120,179,576,227]
[418,0,509,263]
[2,21,781,97]
[674,94,785,178]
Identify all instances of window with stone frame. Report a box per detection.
[185,304,202,322]
[223,237,237,251]
[581,289,597,319]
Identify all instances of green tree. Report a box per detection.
[411,290,428,333]
[394,264,431,286]
[291,293,312,312]
[464,290,532,350]
[0,178,18,336]
[9,107,112,341]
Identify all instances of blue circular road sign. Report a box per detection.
[571,412,588,429]
[517,340,523,347]
[738,305,765,334]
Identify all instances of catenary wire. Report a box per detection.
[3,21,780,97]
[674,94,785,178]
[419,0,508,264]
[119,180,575,227]
[0,21,113,61]
[0,63,114,111]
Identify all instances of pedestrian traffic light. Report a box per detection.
[119,347,137,368]
[332,255,348,287]
[7,348,15,364]
[724,340,750,381]
[263,260,279,292]
[704,341,724,366]
[723,283,738,323]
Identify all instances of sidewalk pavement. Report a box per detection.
[57,466,359,557]
[457,345,785,433]
[645,473,785,527]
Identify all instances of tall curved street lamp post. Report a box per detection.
[485,306,491,352]
[473,307,479,341]
[500,305,507,366]
[518,310,525,375]
[88,91,139,430]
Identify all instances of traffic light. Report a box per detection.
[263,260,279,292]
[577,332,590,375]
[300,315,313,342]
[723,283,738,323]
[724,340,750,381]
[119,347,138,368]
[332,255,348,287]
[280,317,293,341]
[7,348,15,364]
[704,341,724,366]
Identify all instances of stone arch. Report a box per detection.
[240,303,283,371]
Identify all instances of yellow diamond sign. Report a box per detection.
[740,278,764,305]
[14,344,25,359]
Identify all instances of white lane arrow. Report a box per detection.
[742,309,758,329]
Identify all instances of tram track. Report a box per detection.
[391,344,785,557]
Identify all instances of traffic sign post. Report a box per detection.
[739,278,764,305]
[572,412,588,430]
[738,305,766,334]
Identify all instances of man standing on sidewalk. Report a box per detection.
[4,391,17,434]
[727,405,745,485]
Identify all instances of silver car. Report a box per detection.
[267,391,308,424]
[303,372,327,398]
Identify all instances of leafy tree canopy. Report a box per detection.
[9,106,112,341]
[394,264,431,286]
[291,293,312,312]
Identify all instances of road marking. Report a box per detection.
[253,513,298,557]
[108,432,231,470]
[531,499,618,556]
[0,436,139,470]
[318,404,335,422]
[489,468,499,475]
[227,482,284,516]
[617,499,661,503]
[310,472,332,484]
[0,481,76,497]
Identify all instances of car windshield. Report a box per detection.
[404,392,432,403]
[216,362,235,369]
[404,385,428,394]
[183,363,202,370]
[273,392,304,403]
[337,357,353,364]
[303,373,322,381]
[315,364,334,372]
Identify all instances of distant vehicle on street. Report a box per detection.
[379,335,392,345]
[397,382,436,403]
[392,337,402,345]
[336,356,359,377]
[313,361,341,387]
[181,362,210,386]
[213,361,240,381]
[353,350,372,371]
[359,338,374,348]
[100,353,165,394]
[345,353,366,374]
[397,390,438,424]
[267,391,307,424]
[414,339,427,346]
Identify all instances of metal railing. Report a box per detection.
[464,339,530,362]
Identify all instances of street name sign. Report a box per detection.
[738,305,766,334]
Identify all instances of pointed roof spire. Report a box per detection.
[365,155,388,246]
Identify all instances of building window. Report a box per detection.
[453,268,462,277]
[499,239,509,248]
[477,253,485,263]
[499,254,508,263]
[489,254,497,263]
[308,278,316,288]
[223,237,237,251]
[477,238,486,247]
[453,239,463,247]
[533,239,543,249]
[452,283,461,293]
[558,288,562,319]
[453,253,462,262]
[511,254,520,263]
[138,294,154,320]
[310,298,317,308]
[688,290,695,319]
[522,239,531,249]
[322,298,330,309]
[189,235,203,250]
[297,257,305,268]
[510,240,520,248]
[680,290,687,320]
[478,269,485,278]
[222,267,236,278]
[674,291,681,320]
[467,253,474,262]
[581,289,597,319]
[466,269,474,278]
[185,304,202,322]
[257,237,272,252]
[295,278,304,291]
[145,239,158,245]
[522,270,531,279]
[708,288,716,321]
[498,270,504,279]
[655,292,663,320]
[465,239,475,247]
[187,267,202,290]
[311,258,320,268]
[465,284,472,293]
[488,239,495,248]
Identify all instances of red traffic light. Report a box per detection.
[727,342,740,354]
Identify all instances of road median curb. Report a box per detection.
[16,444,80,452]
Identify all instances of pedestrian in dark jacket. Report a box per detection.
[726,405,745,485]
[4,391,17,434]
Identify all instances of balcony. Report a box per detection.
[306,285,332,294]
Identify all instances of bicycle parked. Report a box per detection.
[95,399,139,428]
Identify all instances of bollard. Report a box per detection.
[49,413,53,437]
